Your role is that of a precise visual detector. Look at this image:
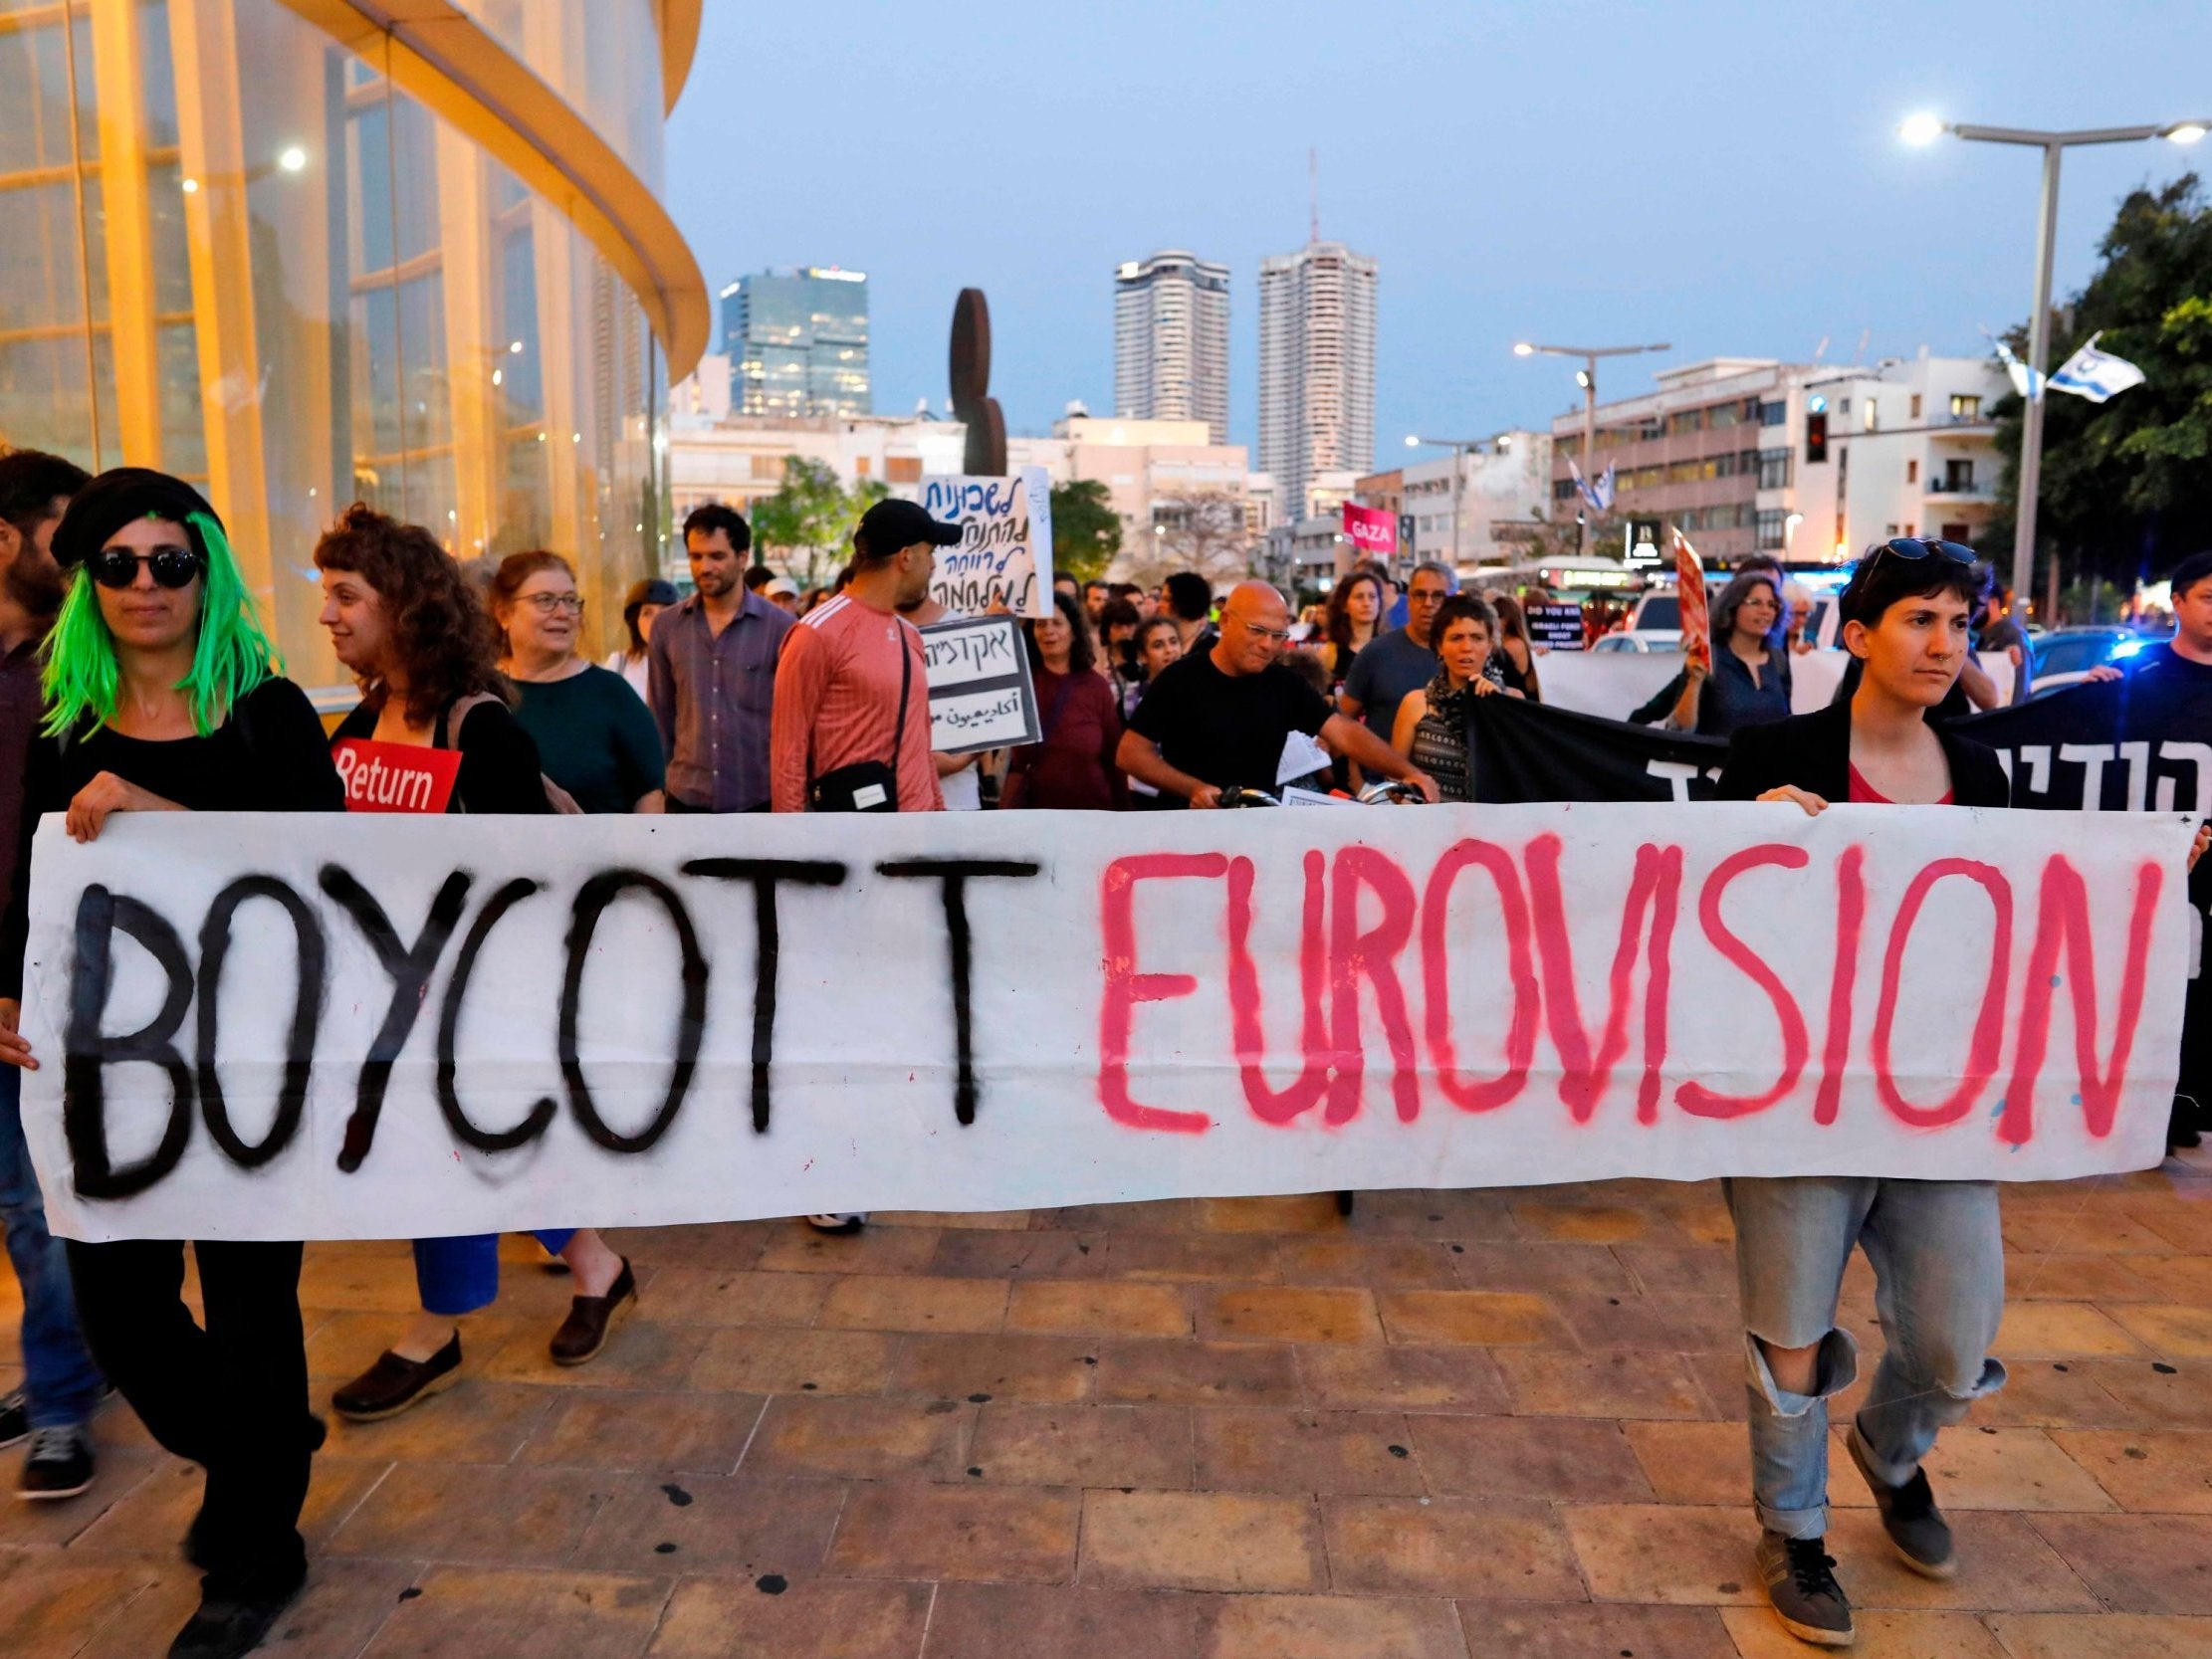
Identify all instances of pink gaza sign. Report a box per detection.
[1343,502,1397,558]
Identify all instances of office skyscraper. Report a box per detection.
[1257,241,1376,522]
[1113,250,1229,444]
[722,267,870,418]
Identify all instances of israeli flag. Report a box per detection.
[1568,457,1605,516]
[2049,332,2146,403]
[1991,337,2039,400]
[1594,463,1617,514]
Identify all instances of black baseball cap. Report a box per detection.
[854,499,963,560]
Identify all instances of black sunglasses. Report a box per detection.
[1875,536,1976,567]
[89,546,206,590]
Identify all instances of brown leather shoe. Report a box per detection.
[331,1333,462,1421]
[550,1258,636,1365]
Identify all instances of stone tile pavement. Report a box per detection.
[3,1161,2212,1657]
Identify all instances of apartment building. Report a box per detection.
[1113,251,1231,444]
[1258,241,1378,525]
[1548,352,2006,567]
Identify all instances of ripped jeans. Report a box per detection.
[1725,1176,2006,1540]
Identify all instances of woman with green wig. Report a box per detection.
[0,468,340,1659]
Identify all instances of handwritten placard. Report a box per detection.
[331,738,461,814]
[922,615,1039,754]
[923,468,1055,619]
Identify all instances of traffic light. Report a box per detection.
[1806,412,1828,465]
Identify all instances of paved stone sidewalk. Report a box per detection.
[3,1161,2212,1657]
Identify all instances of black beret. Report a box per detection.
[50,467,221,572]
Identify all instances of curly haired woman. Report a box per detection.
[314,506,636,1424]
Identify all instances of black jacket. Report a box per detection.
[1714,699,2010,807]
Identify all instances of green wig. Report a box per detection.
[41,511,284,738]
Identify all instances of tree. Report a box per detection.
[1991,173,2212,594]
[751,456,887,586]
[1050,479,1121,583]
[1128,493,1253,590]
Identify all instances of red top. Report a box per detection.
[771,594,944,813]
[1008,666,1128,810]
[1848,763,1952,806]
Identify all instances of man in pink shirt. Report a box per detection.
[772,499,962,1232]
[772,499,961,815]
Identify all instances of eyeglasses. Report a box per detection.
[89,546,205,589]
[1239,620,1291,644]
[521,592,584,615]
[1875,536,1976,567]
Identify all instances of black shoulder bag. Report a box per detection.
[807,631,912,813]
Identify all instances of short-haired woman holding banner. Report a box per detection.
[1712,538,2009,1649]
[0,468,341,1659]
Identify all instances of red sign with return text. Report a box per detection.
[332,738,461,814]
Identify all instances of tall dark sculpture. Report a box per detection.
[950,288,1006,476]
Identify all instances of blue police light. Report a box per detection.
[2108,636,2148,660]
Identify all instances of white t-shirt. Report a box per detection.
[910,605,982,811]
[604,650,650,703]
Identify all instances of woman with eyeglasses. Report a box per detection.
[0,468,342,1659]
[492,551,665,815]
[315,508,637,1426]
[1825,543,2006,719]
[1629,571,1794,737]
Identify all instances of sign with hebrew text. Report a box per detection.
[923,468,1054,619]
[18,804,2191,1242]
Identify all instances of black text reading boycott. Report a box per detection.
[58,858,1040,1201]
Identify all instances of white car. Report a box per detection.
[1593,630,1682,654]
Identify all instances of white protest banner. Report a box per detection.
[923,468,1054,618]
[19,804,2190,1242]
[921,615,1039,755]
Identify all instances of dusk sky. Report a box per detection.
[667,1,2212,458]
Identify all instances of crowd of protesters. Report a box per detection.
[0,455,2204,1657]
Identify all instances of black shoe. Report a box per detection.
[549,1258,636,1366]
[167,1573,307,1659]
[1755,1530,1853,1647]
[2170,1099,2201,1152]
[330,1334,462,1422]
[17,1425,94,1501]
[1848,1426,1956,1579]
[0,1389,25,1452]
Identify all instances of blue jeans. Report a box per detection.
[413,1231,575,1319]
[0,1066,106,1428]
[1726,1176,2007,1539]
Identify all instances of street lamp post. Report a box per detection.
[1899,114,2206,613]
[1404,434,1485,570]
[1512,340,1670,556]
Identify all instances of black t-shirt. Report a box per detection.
[1126,649,1333,801]
[4,676,343,996]
[332,696,551,814]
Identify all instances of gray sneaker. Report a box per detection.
[1756,1530,1854,1647]
[1848,1426,1956,1579]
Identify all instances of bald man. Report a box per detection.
[1118,581,1438,807]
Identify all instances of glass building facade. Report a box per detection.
[724,267,870,419]
[0,0,705,699]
